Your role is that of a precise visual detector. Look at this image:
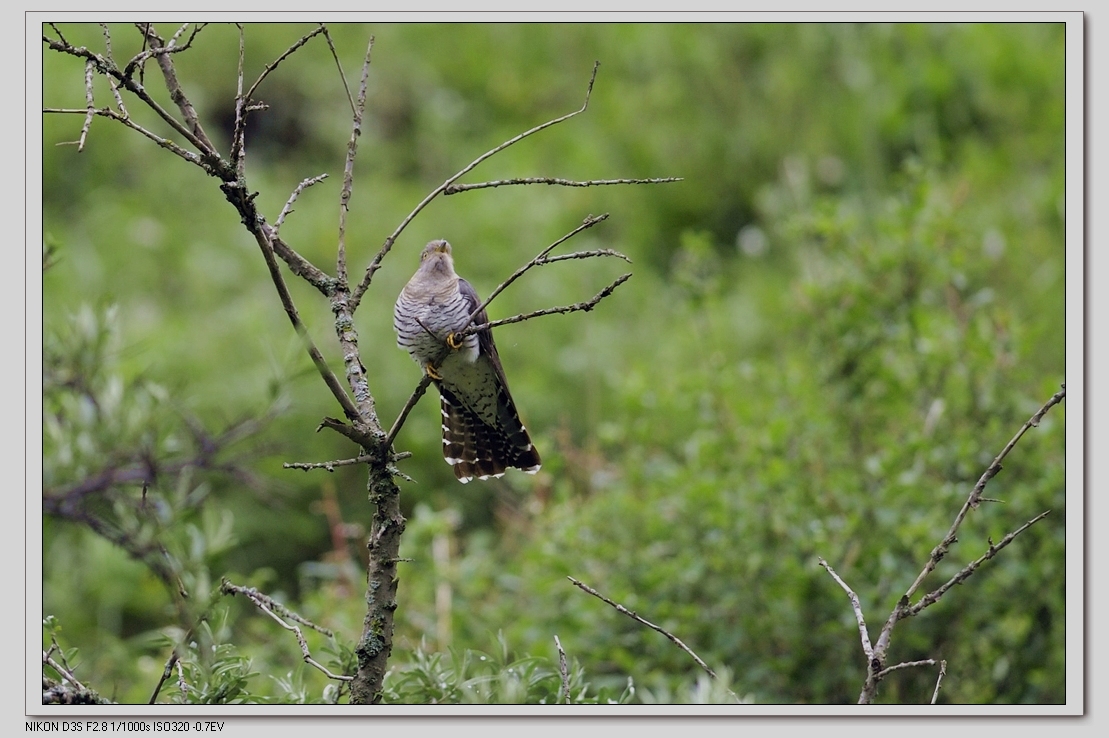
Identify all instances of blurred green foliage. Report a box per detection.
[41,22,1065,704]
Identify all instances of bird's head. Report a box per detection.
[419,239,456,277]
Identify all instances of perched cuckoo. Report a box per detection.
[394,240,541,483]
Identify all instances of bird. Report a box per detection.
[394,239,541,483]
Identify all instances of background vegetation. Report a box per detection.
[41,22,1067,705]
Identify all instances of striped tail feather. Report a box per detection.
[439,386,541,483]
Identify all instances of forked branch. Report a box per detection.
[818,384,1065,704]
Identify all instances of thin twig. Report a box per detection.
[384,374,434,449]
[321,25,356,115]
[231,24,247,176]
[554,635,571,705]
[275,174,329,234]
[45,106,206,167]
[461,214,610,331]
[900,384,1066,607]
[142,23,216,154]
[902,510,1051,618]
[43,651,87,692]
[221,580,352,682]
[99,23,114,61]
[245,25,327,103]
[48,23,69,47]
[817,557,873,661]
[445,176,683,194]
[540,249,632,265]
[107,76,128,115]
[875,659,936,679]
[77,59,95,151]
[568,576,727,689]
[464,272,632,336]
[931,656,949,705]
[256,233,361,422]
[337,37,374,286]
[284,455,371,472]
[351,61,603,308]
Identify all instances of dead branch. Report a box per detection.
[817,557,874,662]
[931,660,947,704]
[464,272,633,335]
[555,635,571,704]
[444,176,682,194]
[818,384,1065,704]
[350,61,603,307]
[568,575,738,702]
[221,579,353,683]
[276,174,329,234]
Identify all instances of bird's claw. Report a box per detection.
[446,332,464,350]
[425,363,443,381]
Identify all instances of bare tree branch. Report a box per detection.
[221,579,353,682]
[931,660,947,704]
[900,384,1066,607]
[45,105,206,165]
[245,213,362,423]
[351,61,603,309]
[43,30,230,177]
[461,213,611,330]
[321,25,357,115]
[230,24,247,175]
[245,24,327,102]
[337,36,374,286]
[445,176,682,194]
[464,272,632,336]
[284,455,372,472]
[140,23,217,153]
[328,39,382,441]
[74,59,95,151]
[554,635,571,705]
[817,557,874,662]
[568,576,736,702]
[902,510,1051,618]
[384,374,434,450]
[876,659,936,679]
[819,384,1065,705]
[275,174,329,234]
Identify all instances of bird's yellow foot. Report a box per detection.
[425,363,443,381]
[446,332,465,350]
